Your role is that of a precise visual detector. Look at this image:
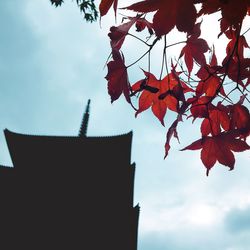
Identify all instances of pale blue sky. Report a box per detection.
[1,1,250,249]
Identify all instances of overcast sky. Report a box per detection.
[0,1,250,249]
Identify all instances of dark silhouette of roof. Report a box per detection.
[0,101,139,249]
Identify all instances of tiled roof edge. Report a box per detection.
[4,129,133,140]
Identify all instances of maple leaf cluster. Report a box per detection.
[100,0,250,175]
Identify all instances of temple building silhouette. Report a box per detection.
[0,100,139,249]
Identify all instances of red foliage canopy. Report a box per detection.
[100,0,250,175]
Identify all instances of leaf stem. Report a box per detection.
[126,37,159,68]
[127,33,150,46]
[242,27,250,36]
[159,36,167,80]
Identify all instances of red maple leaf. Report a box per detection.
[222,32,250,86]
[105,49,130,103]
[199,0,249,34]
[225,32,249,60]
[132,71,179,125]
[220,0,249,33]
[164,116,181,158]
[196,46,219,78]
[99,0,118,17]
[135,17,154,35]
[164,100,191,158]
[201,103,230,136]
[195,47,227,97]
[229,103,250,137]
[225,58,250,88]
[182,132,250,176]
[108,16,139,50]
[124,0,197,37]
[189,96,211,119]
[196,75,222,97]
[179,22,210,74]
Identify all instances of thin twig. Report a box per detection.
[126,37,159,68]
[159,36,167,80]
[242,27,250,36]
[127,33,150,46]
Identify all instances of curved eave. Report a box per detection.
[4,129,133,167]
[4,129,132,141]
[0,165,13,170]
[0,165,15,178]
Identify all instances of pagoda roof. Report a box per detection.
[4,128,132,141]
[4,129,133,169]
[0,164,14,172]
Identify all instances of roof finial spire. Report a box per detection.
[79,99,91,137]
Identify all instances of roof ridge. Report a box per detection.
[4,128,133,139]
